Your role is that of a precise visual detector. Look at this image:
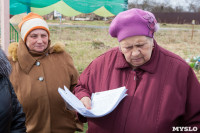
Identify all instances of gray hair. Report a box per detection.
[0,49,11,77]
[146,36,154,43]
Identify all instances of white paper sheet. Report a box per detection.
[58,86,127,118]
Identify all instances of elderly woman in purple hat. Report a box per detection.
[74,8,200,133]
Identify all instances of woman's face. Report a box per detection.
[26,29,49,52]
[119,36,154,69]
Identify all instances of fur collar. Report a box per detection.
[8,41,66,62]
[0,49,11,77]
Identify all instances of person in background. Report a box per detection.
[8,12,83,133]
[74,8,200,133]
[0,48,26,133]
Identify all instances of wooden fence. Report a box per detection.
[153,12,200,24]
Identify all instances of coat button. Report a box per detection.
[38,77,44,81]
[36,61,40,66]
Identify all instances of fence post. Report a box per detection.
[191,20,195,40]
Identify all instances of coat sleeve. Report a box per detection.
[63,51,79,92]
[73,63,92,100]
[183,68,200,132]
[8,78,26,133]
[73,63,94,123]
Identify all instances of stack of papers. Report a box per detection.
[58,86,127,118]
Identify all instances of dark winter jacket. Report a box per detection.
[0,49,26,133]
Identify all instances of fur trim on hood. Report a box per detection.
[0,49,12,77]
[8,42,66,62]
[52,42,66,53]
[8,42,18,62]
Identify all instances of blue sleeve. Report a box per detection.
[8,78,26,133]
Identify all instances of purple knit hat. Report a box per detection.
[109,8,159,42]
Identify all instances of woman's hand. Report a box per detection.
[81,97,91,110]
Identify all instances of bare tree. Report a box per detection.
[151,5,175,12]
[129,0,200,12]
[174,6,184,12]
[129,0,153,11]
[128,0,184,12]
[128,3,137,9]
[186,0,200,12]
[128,0,141,9]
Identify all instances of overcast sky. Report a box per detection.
[128,0,188,10]
[128,0,188,8]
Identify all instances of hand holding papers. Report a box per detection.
[58,86,127,118]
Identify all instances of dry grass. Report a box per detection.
[50,27,118,73]
[155,30,200,80]
[49,25,200,81]
[155,30,200,58]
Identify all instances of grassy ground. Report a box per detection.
[47,19,200,29]
[47,19,111,26]
[48,21,200,81]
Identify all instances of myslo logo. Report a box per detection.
[172,126,198,132]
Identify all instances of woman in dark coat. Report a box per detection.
[0,49,26,133]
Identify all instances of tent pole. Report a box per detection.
[1,0,10,55]
[27,0,31,13]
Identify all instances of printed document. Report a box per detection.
[58,86,127,118]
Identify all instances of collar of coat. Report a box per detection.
[8,39,65,74]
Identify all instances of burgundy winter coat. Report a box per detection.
[74,41,200,133]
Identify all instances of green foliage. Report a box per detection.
[189,62,195,68]
[187,56,200,70]
[76,123,88,133]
